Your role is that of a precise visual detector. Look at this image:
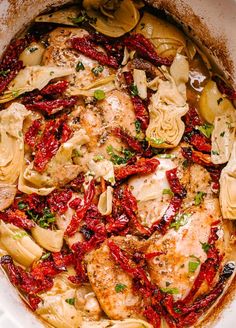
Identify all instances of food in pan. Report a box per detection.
[0,1,236,327]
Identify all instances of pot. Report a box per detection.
[0,0,236,327]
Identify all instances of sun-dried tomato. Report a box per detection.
[0,34,34,94]
[151,196,183,235]
[25,119,42,149]
[213,75,236,100]
[113,127,143,153]
[33,117,72,172]
[124,71,149,130]
[69,173,85,191]
[26,96,77,115]
[0,209,34,229]
[124,33,172,67]
[65,180,96,236]
[166,168,187,198]
[182,147,213,167]
[188,133,211,153]
[41,80,69,95]
[115,157,159,181]
[23,193,47,214]
[0,255,53,311]
[144,306,161,328]
[69,36,119,68]
[47,189,73,215]
[183,107,202,134]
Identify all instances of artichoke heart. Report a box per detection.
[0,65,74,103]
[87,0,140,37]
[0,103,29,185]
[220,141,236,219]
[18,129,90,195]
[0,221,43,267]
[81,319,153,328]
[135,12,186,59]
[35,6,81,25]
[146,57,189,149]
[31,225,64,252]
[19,42,45,67]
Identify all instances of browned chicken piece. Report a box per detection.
[146,198,229,300]
[85,236,144,320]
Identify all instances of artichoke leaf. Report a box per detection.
[0,66,74,103]
[133,69,147,100]
[0,103,29,185]
[31,225,64,252]
[87,0,140,37]
[211,112,236,164]
[98,186,113,215]
[135,12,186,59]
[81,318,153,328]
[220,141,236,219]
[0,185,17,211]
[0,221,42,267]
[88,159,115,184]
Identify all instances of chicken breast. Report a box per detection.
[146,198,227,300]
[85,236,143,320]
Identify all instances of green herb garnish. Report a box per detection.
[170,213,191,231]
[94,89,105,101]
[220,131,225,137]
[93,154,104,162]
[200,242,211,253]
[130,84,139,96]
[27,207,55,228]
[28,46,38,53]
[188,255,200,273]
[157,153,176,159]
[198,123,214,138]
[91,65,104,76]
[135,120,141,134]
[0,69,10,77]
[115,283,127,293]
[65,298,75,305]
[161,287,179,294]
[76,61,85,71]
[146,137,165,146]
[162,189,174,196]
[217,97,223,105]
[41,252,51,260]
[13,232,28,240]
[106,145,135,165]
[212,150,220,155]
[18,201,27,210]
[194,191,206,206]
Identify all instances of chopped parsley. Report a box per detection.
[220,131,225,137]
[194,191,206,206]
[130,84,139,96]
[94,89,105,101]
[135,120,141,134]
[41,252,51,260]
[28,46,38,53]
[182,159,189,169]
[188,255,200,273]
[162,189,174,196]
[174,307,182,314]
[106,145,135,165]
[76,61,85,71]
[71,10,95,25]
[13,232,28,240]
[217,97,223,105]
[115,283,127,293]
[65,298,75,305]
[18,201,27,210]
[212,150,220,156]
[72,149,82,157]
[93,154,104,162]
[198,123,214,138]
[200,242,211,253]
[27,207,55,228]
[140,23,146,30]
[170,213,191,231]
[91,65,104,76]
[0,69,10,77]
[161,287,179,294]
[146,137,165,146]
[157,153,176,159]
